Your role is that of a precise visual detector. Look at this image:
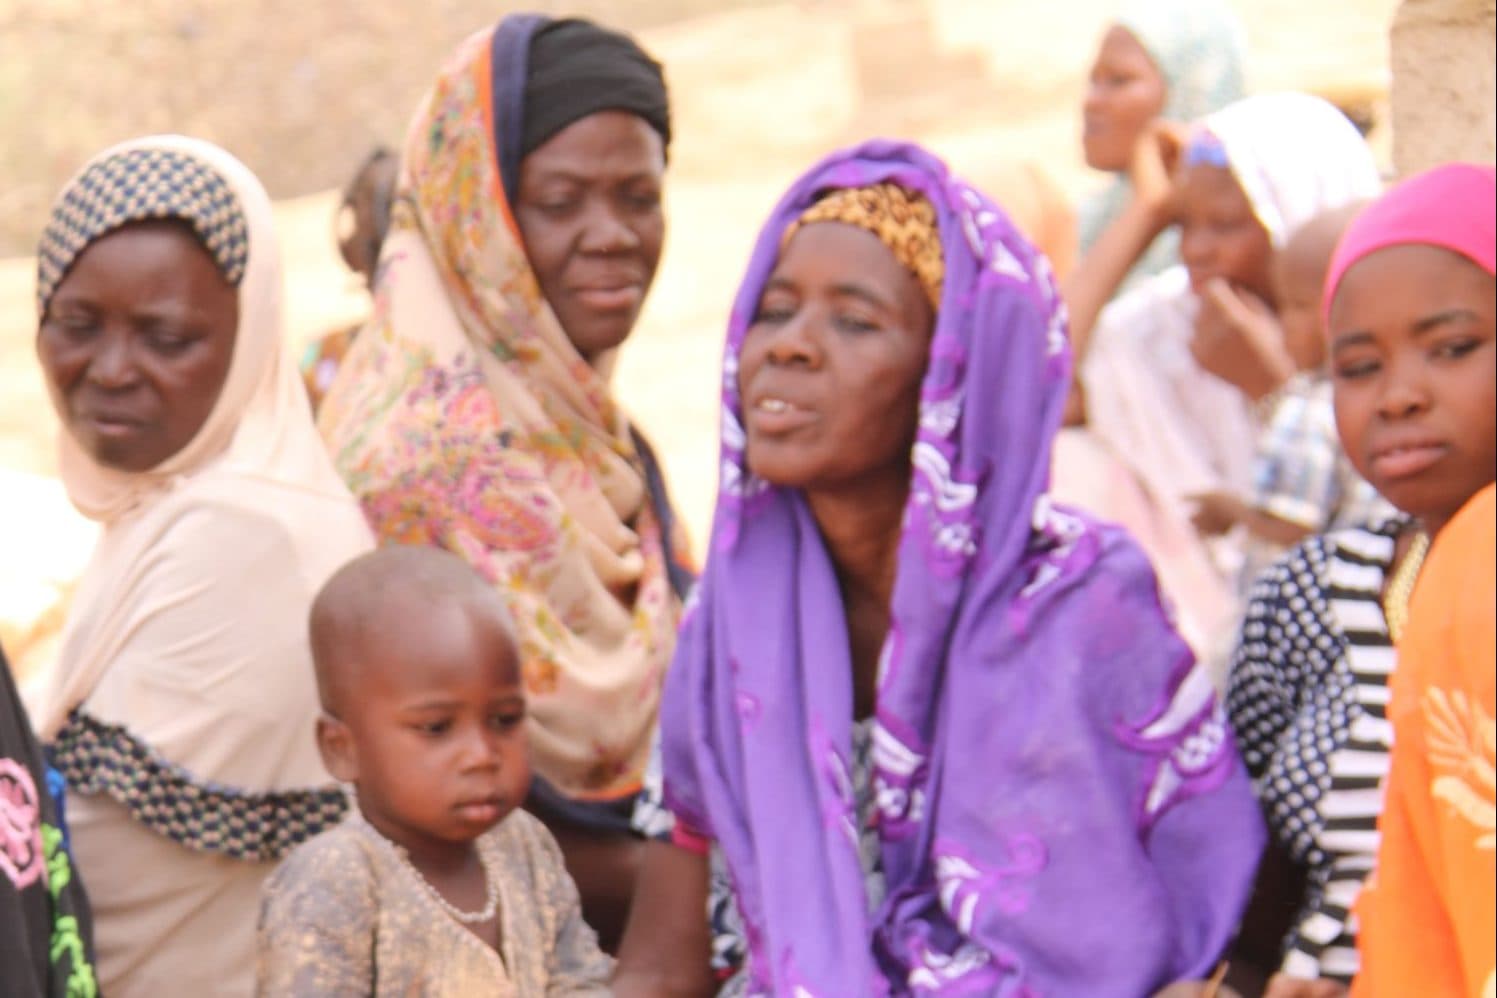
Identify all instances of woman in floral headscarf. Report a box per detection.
[317,15,690,948]
[613,140,1264,997]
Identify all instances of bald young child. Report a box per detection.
[256,545,611,997]
[1190,204,1392,581]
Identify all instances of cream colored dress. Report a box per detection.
[26,136,374,997]
[256,810,613,996]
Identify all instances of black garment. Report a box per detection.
[0,644,97,997]
[523,18,670,157]
[490,14,671,206]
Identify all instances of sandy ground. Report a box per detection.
[0,0,1399,673]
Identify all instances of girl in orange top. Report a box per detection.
[1320,162,1495,998]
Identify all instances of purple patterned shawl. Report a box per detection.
[659,141,1264,996]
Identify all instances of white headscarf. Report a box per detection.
[1079,94,1382,647]
[1201,92,1383,247]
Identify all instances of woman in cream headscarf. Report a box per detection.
[28,135,373,996]
[317,15,690,948]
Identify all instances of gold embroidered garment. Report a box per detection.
[256,810,612,996]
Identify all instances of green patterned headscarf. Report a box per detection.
[1079,0,1247,289]
[1118,0,1246,125]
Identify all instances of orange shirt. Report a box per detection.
[1354,484,1496,998]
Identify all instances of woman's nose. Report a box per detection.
[580,204,640,254]
[86,329,140,388]
[1376,356,1432,419]
[763,312,821,368]
[1083,81,1105,115]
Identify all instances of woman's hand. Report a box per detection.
[1063,119,1191,363]
[612,840,716,998]
[1128,119,1190,229]
[1262,973,1349,998]
[1191,278,1296,400]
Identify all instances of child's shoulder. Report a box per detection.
[483,807,560,857]
[480,809,577,884]
[267,818,381,895]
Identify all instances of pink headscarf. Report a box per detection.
[1324,163,1497,322]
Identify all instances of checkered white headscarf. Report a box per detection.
[37,145,249,315]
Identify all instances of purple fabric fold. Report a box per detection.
[660,140,1265,996]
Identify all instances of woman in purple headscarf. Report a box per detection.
[613,140,1265,997]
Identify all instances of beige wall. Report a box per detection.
[1390,0,1497,176]
[0,0,778,254]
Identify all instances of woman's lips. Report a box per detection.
[746,396,817,435]
[1371,441,1447,481]
[78,409,145,439]
[573,284,643,312]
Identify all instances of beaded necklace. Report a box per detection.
[354,814,499,925]
[1382,529,1431,643]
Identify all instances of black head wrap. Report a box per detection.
[490,16,670,207]
[523,18,670,157]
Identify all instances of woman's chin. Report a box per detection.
[560,311,640,361]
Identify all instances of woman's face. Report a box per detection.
[513,110,666,362]
[37,220,238,473]
[738,221,934,496]
[1178,163,1275,303]
[1082,25,1168,173]
[1328,244,1496,534]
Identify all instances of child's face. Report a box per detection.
[1328,244,1496,534]
[1272,245,1329,372]
[320,602,529,860]
[1179,164,1275,305]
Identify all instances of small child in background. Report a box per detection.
[300,145,399,412]
[256,546,611,997]
[1190,203,1392,585]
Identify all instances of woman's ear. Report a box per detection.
[316,712,359,783]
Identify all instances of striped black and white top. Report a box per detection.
[1226,517,1407,983]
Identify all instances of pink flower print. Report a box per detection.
[0,759,45,890]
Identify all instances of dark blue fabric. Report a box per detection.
[489,13,549,208]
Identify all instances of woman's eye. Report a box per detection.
[148,333,193,354]
[1333,359,1379,381]
[753,302,795,325]
[624,189,661,211]
[1433,338,1480,361]
[833,312,879,334]
[531,192,580,216]
[48,316,98,341]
